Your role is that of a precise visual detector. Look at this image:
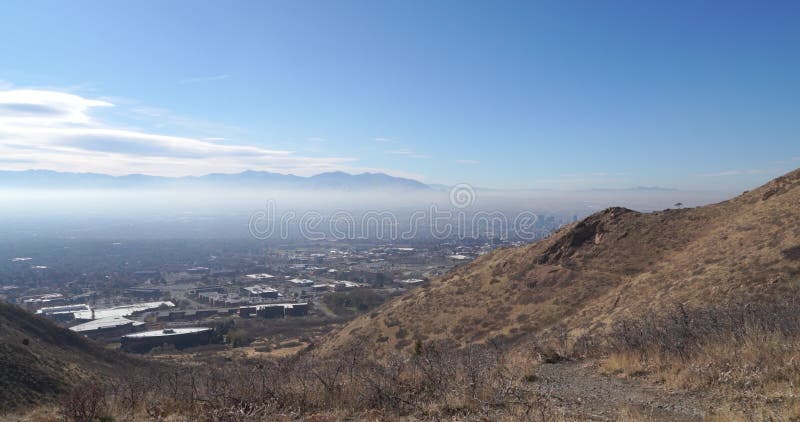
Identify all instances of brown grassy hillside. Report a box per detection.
[0,301,141,411]
[320,168,800,357]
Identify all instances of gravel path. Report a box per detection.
[533,361,709,421]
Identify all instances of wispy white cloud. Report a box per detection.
[456,159,479,165]
[387,148,431,159]
[526,172,631,190]
[127,103,244,135]
[0,88,417,178]
[0,89,112,125]
[702,169,771,177]
[773,156,800,166]
[373,137,394,143]
[131,106,169,118]
[179,74,231,84]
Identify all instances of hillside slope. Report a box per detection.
[320,169,800,357]
[0,301,139,411]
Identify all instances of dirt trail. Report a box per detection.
[533,361,709,421]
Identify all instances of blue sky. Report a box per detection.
[0,0,798,190]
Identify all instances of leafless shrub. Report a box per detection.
[93,336,557,420]
[607,296,800,360]
[59,382,107,422]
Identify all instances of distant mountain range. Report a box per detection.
[0,170,431,190]
[0,170,687,193]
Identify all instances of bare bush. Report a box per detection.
[59,382,107,422]
[599,292,800,413]
[607,296,800,360]
[92,337,558,420]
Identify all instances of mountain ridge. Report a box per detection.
[318,168,800,357]
[0,169,431,190]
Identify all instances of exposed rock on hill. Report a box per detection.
[320,169,800,357]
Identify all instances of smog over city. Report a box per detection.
[1,1,799,421]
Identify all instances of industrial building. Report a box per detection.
[288,278,314,285]
[251,302,310,318]
[245,273,275,280]
[21,293,65,309]
[196,291,251,307]
[121,327,213,353]
[240,284,279,298]
[36,304,91,321]
[84,301,175,320]
[156,309,219,321]
[256,304,286,318]
[70,316,145,339]
[37,301,175,324]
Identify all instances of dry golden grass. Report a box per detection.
[705,403,800,422]
[6,170,800,420]
[7,340,577,422]
[307,169,800,419]
[601,352,648,378]
[0,406,59,422]
[321,168,800,359]
[601,323,800,418]
[610,334,800,393]
[614,406,660,422]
